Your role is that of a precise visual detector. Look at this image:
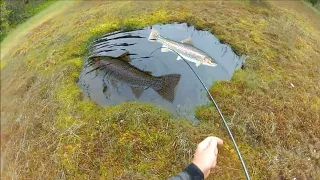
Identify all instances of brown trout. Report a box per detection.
[88,55,181,102]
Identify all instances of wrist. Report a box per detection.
[192,161,209,177]
[183,163,204,180]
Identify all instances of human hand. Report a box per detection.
[192,136,223,178]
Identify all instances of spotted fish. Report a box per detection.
[148,28,217,67]
[87,55,181,102]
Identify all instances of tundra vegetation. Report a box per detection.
[1,1,319,179]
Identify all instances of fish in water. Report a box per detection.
[87,54,181,102]
[148,28,217,67]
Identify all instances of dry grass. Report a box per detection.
[1,1,320,179]
[269,0,320,31]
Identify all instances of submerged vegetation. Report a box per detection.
[1,1,319,179]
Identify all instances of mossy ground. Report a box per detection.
[1,1,319,179]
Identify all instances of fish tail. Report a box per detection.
[148,28,160,42]
[153,74,181,102]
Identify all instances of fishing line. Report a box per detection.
[169,49,251,180]
[149,46,163,56]
[148,43,231,77]
[91,36,250,178]
[184,59,250,180]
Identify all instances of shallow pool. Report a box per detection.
[78,23,245,122]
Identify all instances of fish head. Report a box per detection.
[203,56,217,67]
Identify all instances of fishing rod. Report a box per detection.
[127,40,250,178]
[181,57,251,180]
[153,45,251,179]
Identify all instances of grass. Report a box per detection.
[1,1,320,179]
[0,1,75,61]
[269,0,320,31]
[0,0,57,42]
[303,0,320,12]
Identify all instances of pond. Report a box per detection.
[78,23,246,123]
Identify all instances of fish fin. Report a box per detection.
[102,86,108,93]
[196,61,202,67]
[148,28,160,42]
[153,74,181,102]
[117,51,130,62]
[181,38,193,46]
[86,66,100,74]
[130,86,144,99]
[161,46,169,52]
[176,56,182,60]
[206,61,217,67]
[87,56,101,66]
[144,71,152,75]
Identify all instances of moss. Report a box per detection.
[87,21,121,37]
[0,60,7,70]
[54,102,192,178]
[195,104,219,123]
[1,1,320,179]
[55,84,82,107]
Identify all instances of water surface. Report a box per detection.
[78,23,245,122]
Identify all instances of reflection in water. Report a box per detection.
[78,23,246,122]
[87,55,181,102]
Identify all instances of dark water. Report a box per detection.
[78,23,246,123]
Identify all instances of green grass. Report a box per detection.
[0,60,7,70]
[25,0,56,15]
[0,0,57,42]
[1,1,320,179]
[0,1,74,61]
[303,0,320,13]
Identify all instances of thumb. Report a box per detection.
[197,137,214,151]
[214,137,223,145]
[207,137,223,150]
